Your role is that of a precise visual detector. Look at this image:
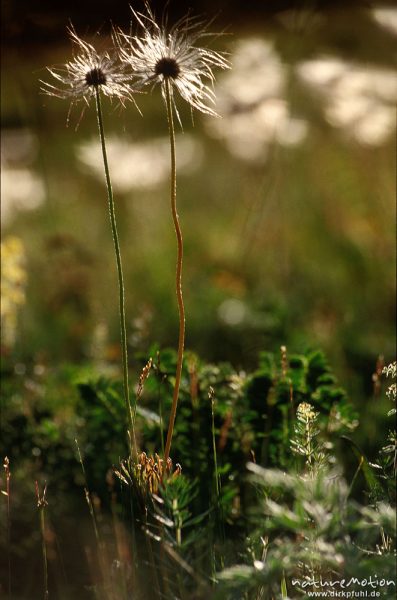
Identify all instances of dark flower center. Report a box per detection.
[85,68,107,87]
[154,57,180,79]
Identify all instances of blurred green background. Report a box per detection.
[1,4,396,442]
[1,4,396,597]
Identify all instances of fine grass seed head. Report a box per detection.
[116,3,230,120]
[41,26,135,107]
[115,452,182,499]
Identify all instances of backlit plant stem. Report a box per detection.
[35,482,48,600]
[94,87,135,454]
[40,508,48,599]
[4,457,11,599]
[209,388,220,500]
[164,78,185,463]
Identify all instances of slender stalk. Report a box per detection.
[143,512,162,599]
[35,482,48,600]
[94,87,135,454]
[156,352,165,456]
[75,439,101,546]
[348,455,364,497]
[3,457,11,599]
[163,78,185,463]
[40,509,49,600]
[172,498,182,547]
[209,388,225,568]
[209,388,220,500]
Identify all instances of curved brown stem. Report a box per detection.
[163,78,185,463]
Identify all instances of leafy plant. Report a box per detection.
[217,464,396,599]
[370,360,397,505]
[215,394,395,600]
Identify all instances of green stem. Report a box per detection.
[210,389,220,500]
[40,508,48,599]
[75,439,101,546]
[94,87,134,454]
[163,79,186,463]
[4,458,11,600]
[209,388,225,567]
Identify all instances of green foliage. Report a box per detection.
[1,345,357,516]
[245,348,358,470]
[217,464,396,598]
[370,360,397,505]
[214,383,396,600]
[1,349,394,600]
[0,360,83,493]
[76,376,128,491]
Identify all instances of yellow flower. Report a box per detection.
[1,236,27,347]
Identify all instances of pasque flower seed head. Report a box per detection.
[41,26,136,106]
[115,3,230,120]
[41,26,137,438]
